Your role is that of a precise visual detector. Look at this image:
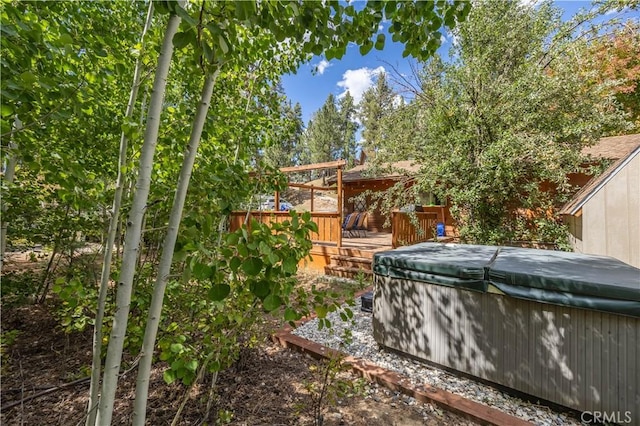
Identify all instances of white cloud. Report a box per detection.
[604,6,629,15]
[337,66,386,104]
[315,59,332,75]
[519,0,542,7]
[392,94,405,108]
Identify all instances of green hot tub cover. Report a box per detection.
[373,243,640,317]
[373,243,499,292]
[488,247,640,317]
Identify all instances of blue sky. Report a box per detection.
[281,1,638,127]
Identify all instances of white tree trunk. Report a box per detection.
[85,4,154,425]
[132,71,218,426]
[95,11,181,426]
[0,117,22,272]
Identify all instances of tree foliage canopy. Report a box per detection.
[359,72,397,158]
[370,0,634,245]
[1,1,472,424]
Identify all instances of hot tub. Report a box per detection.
[372,243,640,422]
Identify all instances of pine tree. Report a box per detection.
[338,92,359,167]
[305,94,342,164]
[264,101,304,167]
[359,72,396,158]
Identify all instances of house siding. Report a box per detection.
[565,215,584,253]
[579,153,640,268]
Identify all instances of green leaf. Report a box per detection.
[259,241,272,256]
[170,343,184,353]
[173,250,187,262]
[209,284,231,301]
[250,279,270,299]
[229,256,241,272]
[241,257,263,276]
[192,262,212,280]
[163,369,177,385]
[374,33,385,50]
[282,257,297,274]
[218,35,229,54]
[263,294,282,311]
[185,359,198,372]
[315,305,328,319]
[311,43,323,55]
[59,32,73,46]
[359,40,373,56]
[121,120,139,138]
[284,307,298,321]
[1,103,14,117]
[182,372,195,385]
[202,42,213,63]
[209,360,221,372]
[171,360,184,371]
[385,1,398,15]
[267,251,280,265]
[325,49,336,61]
[226,233,240,245]
[20,71,37,85]
[173,31,193,49]
[175,4,197,25]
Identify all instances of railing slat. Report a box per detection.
[391,212,438,248]
[229,211,340,244]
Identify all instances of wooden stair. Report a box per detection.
[324,254,373,280]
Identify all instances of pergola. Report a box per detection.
[231,160,347,247]
[278,160,344,211]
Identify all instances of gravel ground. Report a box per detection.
[292,295,582,426]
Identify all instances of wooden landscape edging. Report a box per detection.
[271,289,533,426]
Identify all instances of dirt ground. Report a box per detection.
[1,255,475,426]
[284,188,338,212]
[0,302,477,425]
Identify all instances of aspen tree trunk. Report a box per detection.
[132,71,218,426]
[0,117,21,272]
[85,4,154,425]
[95,11,181,426]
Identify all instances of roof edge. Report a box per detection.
[560,146,640,216]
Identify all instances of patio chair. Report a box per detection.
[342,212,359,237]
[353,211,367,237]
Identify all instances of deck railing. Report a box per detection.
[229,211,340,244]
[391,211,438,248]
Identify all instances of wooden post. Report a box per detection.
[337,167,343,248]
[310,188,314,212]
[391,212,397,248]
[274,191,280,211]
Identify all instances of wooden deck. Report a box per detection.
[303,232,392,273]
[314,231,392,251]
[229,210,450,273]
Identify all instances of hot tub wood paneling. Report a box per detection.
[373,275,640,422]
